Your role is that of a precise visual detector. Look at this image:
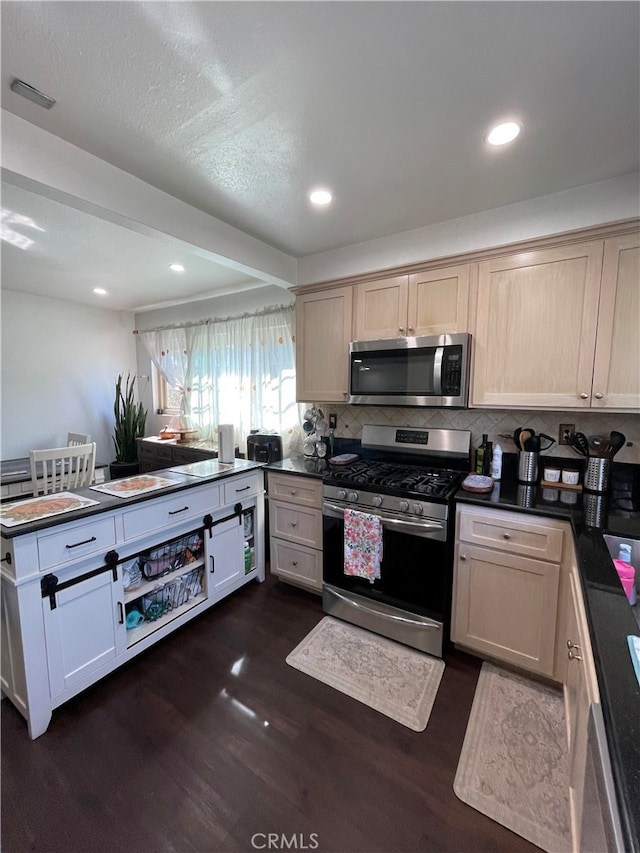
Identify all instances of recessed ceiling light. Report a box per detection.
[93,288,107,296]
[308,189,333,205]
[169,263,185,272]
[486,121,521,146]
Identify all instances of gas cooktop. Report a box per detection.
[326,460,464,500]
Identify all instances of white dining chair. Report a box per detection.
[29,442,96,496]
[67,432,91,446]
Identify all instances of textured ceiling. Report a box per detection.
[1,1,639,309]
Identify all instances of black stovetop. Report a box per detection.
[325,458,466,501]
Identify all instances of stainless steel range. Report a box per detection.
[322,425,471,657]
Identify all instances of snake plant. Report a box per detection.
[113,373,147,463]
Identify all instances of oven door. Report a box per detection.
[322,501,452,655]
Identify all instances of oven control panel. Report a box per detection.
[394,429,429,445]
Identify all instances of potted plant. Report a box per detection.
[109,372,147,479]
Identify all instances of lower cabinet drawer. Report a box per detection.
[269,500,322,548]
[271,539,322,591]
[458,508,564,563]
[267,472,322,508]
[223,473,260,505]
[122,485,219,539]
[37,516,117,571]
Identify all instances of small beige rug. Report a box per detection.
[286,616,444,731]
[454,662,571,853]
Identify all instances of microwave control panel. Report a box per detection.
[442,346,463,394]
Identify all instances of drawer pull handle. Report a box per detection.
[236,486,251,492]
[117,602,124,624]
[66,536,97,549]
[568,649,582,661]
[503,533,511,540]
[168,506,189,515]
[210,556,215,574]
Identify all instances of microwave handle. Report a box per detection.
[433,346,444,396]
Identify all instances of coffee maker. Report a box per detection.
[246,433,283,464]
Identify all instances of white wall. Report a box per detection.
[1,290,137,463]
[134,284,294,436]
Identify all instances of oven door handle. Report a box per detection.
[327,586,441,630]
[323,502,445,535]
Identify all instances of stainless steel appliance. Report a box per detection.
[348,332,471,408]
[246,433,282,464]
[322,425,471,657]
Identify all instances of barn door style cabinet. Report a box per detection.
[1,468,264,739]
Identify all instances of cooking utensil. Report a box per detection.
[573,432,590,457]
[518,429,533,450]
[538,433,556,451]
[525,435,540,452]
[609,430,626,457]
[513,427,523,449]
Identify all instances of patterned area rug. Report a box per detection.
[286,616,444,731]
[454,662,571,853]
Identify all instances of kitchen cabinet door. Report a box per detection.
[353,275,409,339]
[207,512,244,601]
[296,287,353,402]
[353,265,470,341]
[472,241,604,408]
[591,232,640,409]
[452,543,560,677]
[42,566,125,699]
[408,264,470,336]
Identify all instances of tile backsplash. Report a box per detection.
[312,405,640,464]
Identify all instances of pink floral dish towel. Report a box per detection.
[344,509,383,582]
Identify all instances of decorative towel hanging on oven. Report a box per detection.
[343,509,383,582]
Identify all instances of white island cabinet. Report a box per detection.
[0,466,265,739]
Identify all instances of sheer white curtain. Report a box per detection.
[137,327,189,415]
[139,306,302,456]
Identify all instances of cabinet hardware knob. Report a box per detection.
[291,521,297,527]
[460,555,467,561]
[580,392,589,399]
[292,561,298,567]
[503,533,511,540]
[399,327,405,332]
[407,326,414,332]
[567,639,580,650]
[568,649,582,661]
[594,392,603,399]
[290,490,297,495]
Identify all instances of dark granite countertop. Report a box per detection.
[0,459,265,539]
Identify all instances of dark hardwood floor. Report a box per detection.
[1,573,539,853]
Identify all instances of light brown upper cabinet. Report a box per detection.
[591,233,640,409]
[296,286,353,403]
[472,234,640,410]
[353,264,470,340]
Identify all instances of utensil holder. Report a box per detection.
[517,451,538,483]
[584,457,611,493]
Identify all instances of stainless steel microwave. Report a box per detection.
[348,333,471,407]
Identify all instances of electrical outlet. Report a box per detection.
[329,413,337,429]
[559,423,575,445]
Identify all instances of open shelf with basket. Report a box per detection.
[121,527,207,647]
